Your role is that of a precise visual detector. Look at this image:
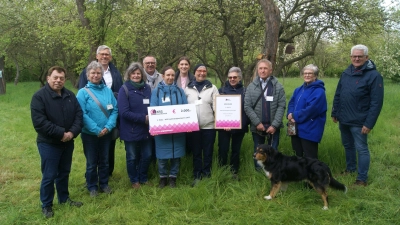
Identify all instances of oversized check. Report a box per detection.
[148,104,199,135]
[214,95,242,129]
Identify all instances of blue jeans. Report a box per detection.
[188,129,216,179]
[158,158,180,178]
[124,139,152,184]
[81,132,111,191]
[218,131,245,174]
[339,123,370,182]
[38,142,74,208]
[252,129,280,169]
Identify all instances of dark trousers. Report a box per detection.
[291,135,318,159]
[188,129,216,179]
[109,139,116,176]
[38,142,74,208]
[81,132,111,191]
[217,131,245,174]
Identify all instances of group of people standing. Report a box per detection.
[31,44,383,218]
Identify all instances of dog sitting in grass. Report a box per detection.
[253,144,347,210]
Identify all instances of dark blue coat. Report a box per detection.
[118,81,152,141]
[150,82,188,159]
[287,80,327,143]
[218,80,249,133]
[31,84,83,144]
[331,60,384,129]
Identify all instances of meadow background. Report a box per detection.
[0,77,399,224]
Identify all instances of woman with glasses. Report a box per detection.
[185,64,219,186]
[217,67,248,180]
[287,64,327,159]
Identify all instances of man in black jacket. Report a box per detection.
[78,45,123,176]
[332,44,384,187]
[31,66,83,218]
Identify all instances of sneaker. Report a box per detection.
[353,180,368,187]
[42,206,54,218]
[64,198,83,207]
[169,177,177,188]
[159,177,168,189]
[132,182,141,189]
[89,190,98,198]
[100,186,113,194]
[191,179,201,187]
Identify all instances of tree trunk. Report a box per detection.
[259,0,281,72]
[13,58,19,86]
[0,56,5,95]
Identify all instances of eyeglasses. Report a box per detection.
[351,55,365,59]
[228,76,238,80]
[196,70,207,73]
[98,53,110,57]
[144,62,156,65]
[303,72,314,76]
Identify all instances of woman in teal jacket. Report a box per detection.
[76,61,118,197]
[150,66,188,188]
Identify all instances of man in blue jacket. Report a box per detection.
[332,44,384,187]
[78,45,123,176]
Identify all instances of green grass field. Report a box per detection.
[0,78,399,224]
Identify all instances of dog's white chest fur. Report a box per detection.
[257,160,270,177]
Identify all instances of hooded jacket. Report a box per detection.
[244,76,286,132]
[185,80,219,129]
[118,81,152,141]
[150,82,188,159]
[287,79,327,143]
[76,81,118,136]
[331,60,384,129]
[218,80,249,133]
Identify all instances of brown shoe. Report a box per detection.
[353,180,368,187]
[132,182,141,189]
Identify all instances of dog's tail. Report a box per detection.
[329,177,347,194]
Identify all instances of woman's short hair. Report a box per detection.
[161,66,175,75]
[124,62,146,82]
[301,64,319,77]
[86,61,104,78]
[177,56,191,66]
[228,67,242,79]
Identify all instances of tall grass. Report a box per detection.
[0,78,399,224]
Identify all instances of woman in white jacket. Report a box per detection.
[185,64,219,186]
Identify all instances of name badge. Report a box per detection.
[195,99,203,105]
[266,96,273,102]
[162,97,171,103]
[143,99,150,104]
[107,104,113,110]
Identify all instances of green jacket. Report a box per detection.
[244,76,286,132]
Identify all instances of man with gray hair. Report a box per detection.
[78,45,123,177]
[244,59,286,170]
[332,44,384,187]
[143,55,163,91]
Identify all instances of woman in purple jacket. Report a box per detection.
[287,64,327,159]
[118,62,152,189]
